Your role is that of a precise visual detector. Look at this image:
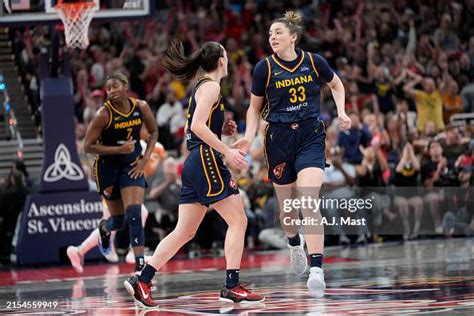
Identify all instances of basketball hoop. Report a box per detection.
[54,0,97,49]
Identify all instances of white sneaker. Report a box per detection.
[104,250,119,263]
[288,235,307,275]
[125,250,135,264]
[307,267,326,298]
[67,246,84,273]
[125,250,151,265]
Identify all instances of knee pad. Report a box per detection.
[105,214,125,231]
[126,204,144,247]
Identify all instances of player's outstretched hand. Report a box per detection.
[222,117,237,136]
[231,137,252,155]
[338,113,351,130]
[224,148,248,171]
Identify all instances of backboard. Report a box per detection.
[0,0,152,26]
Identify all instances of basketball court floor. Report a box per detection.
[0,238,473,314]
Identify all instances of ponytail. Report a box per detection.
[164,41,224,82]
[163,42,202,81]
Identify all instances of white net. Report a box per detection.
[55,2,97,49]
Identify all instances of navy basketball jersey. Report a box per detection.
[100,97,143,161]
[262,50,322,123]
[185,77,225,151]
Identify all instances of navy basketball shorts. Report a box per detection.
[94,157,146,200]
[264,118,327,185]
[179,144,239,206]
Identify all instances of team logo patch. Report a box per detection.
[273,163,286,179]
[103,186,113,198]
[229,178,238,190]
[133,111,140,117]
[300,66,309,72]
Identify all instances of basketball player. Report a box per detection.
[84,72,158,272]
[124,41,264,307]
[233,11,351,297]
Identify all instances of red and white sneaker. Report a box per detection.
[123,275,158,308]
[219,284,265,303]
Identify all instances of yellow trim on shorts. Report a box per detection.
[263,124,269,169]
[94,156,101,192]
[200,145,224,197]
[200,145,213,196]
[209,148,224,196]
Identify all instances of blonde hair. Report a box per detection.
[273,10,303,41]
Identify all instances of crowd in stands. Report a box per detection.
[1,0,473,264]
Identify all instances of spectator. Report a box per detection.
[149,157,181,212]
[322,146,356,245]
[0,170,28,264]
[403,71,445,133]
[442,145,472,236]
[460,80,474,113]
[83,89,105,128]
[156,90,183,150]
[392,143,423,240]
[355,144,390,243]
[442,79,463,124]
[126,44,150,99]
[421,140,452,234]
[149,157,182,238]
[442,125,468,165]
[338,111,372,165]
[5,159,34,191]
[434,14,460,52]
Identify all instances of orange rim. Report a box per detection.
[55,2,96,21]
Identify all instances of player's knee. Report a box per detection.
[107,214,125,231]
[126,204,144,247]
[233,211,248,230]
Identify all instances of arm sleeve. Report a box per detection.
[251,59,269,97]
[312,53,335,83]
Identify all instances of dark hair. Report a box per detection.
[12,159,29,178]
[106,72,129,86]
[273,11,303,42]
[428,139,441,151]
[9,170,26,190]
[164,41,224,81]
